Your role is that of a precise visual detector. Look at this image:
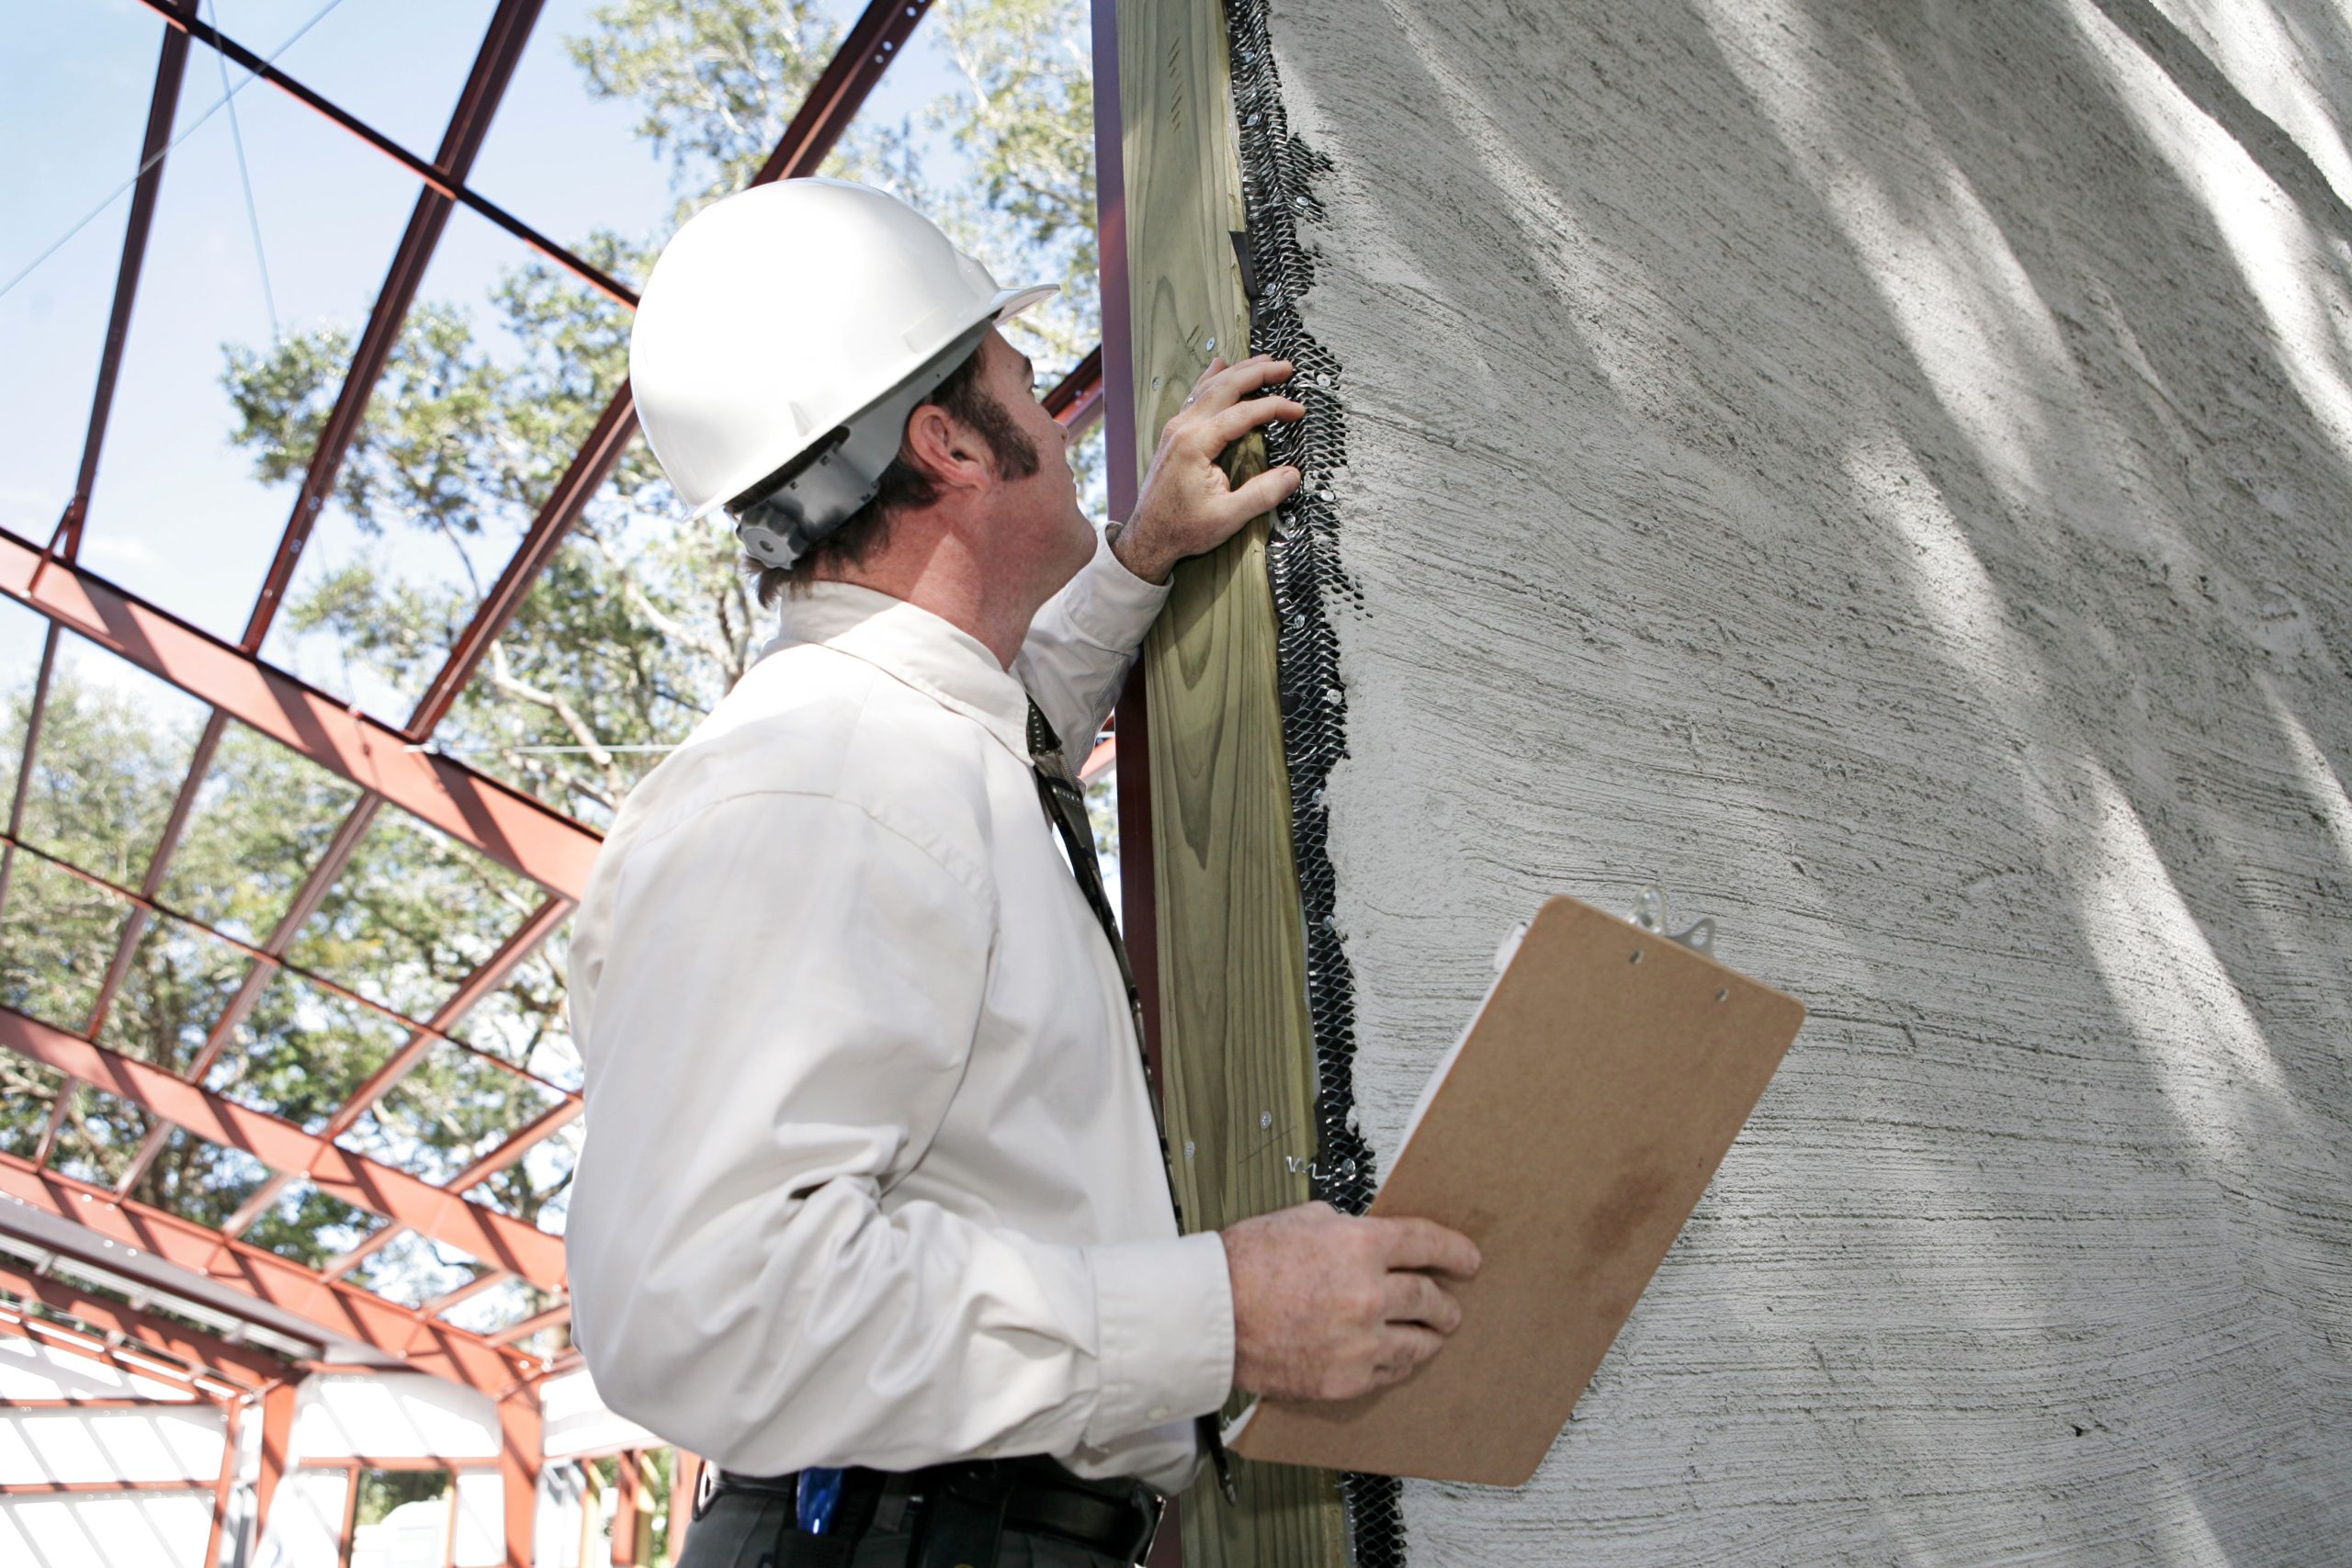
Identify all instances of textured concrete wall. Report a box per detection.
[1261,0,2352,1562]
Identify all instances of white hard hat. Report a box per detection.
[628,178,1055,563]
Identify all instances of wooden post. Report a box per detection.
[498,1385,543,1568]
[1100,0,1344,1563]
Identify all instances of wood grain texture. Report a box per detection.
[1258,0,2352,1561]
[1114,0,1343,1562]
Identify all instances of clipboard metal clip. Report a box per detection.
[1632,884,1715,955]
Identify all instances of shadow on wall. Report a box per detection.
[1282,0,2352,1560]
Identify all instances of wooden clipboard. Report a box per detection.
[1227,890,1805,1485]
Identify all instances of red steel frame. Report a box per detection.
[51,5,196,566]
[0,528,602,897]
[128,0,635,310]
[0,1156,519,1393]
[0,1008,564,1288]
[239,0,548,653]
[4,0,1114,1556]
[0,1258,288,1393]
[1086,10,1178,1568]
[0,1313,237,1406]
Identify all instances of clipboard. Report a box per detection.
[1227,888,1806,1486]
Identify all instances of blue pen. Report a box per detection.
[797,1466,845,1535]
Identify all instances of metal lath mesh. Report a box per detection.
[1224,2,1407,1562]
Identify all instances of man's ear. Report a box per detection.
[903,403,991,492]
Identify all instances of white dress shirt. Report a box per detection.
[565,535,1235,1494]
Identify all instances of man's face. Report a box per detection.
[975,331,1096,590]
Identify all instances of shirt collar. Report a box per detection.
[761,581,1032,761]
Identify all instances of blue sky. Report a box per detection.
[2,0,1004,719]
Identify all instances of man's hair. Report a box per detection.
[744,344,1042,607]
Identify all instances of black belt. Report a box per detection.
[701,1455,1165,1565]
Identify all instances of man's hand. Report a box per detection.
[1114,355,1306,584]
[1221,1201,1482,1402]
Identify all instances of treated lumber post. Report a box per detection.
[1108,1,1344,1563]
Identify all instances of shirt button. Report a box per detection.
[1148,1406,1170,1421]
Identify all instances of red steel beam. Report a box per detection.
[405,0,941,736]
[1090,12,1176,1558]
[201,1388,243,1568]
[612,1446,643,1565]
[53,6,196,562]
[0,1158,521,1393]
[0,1310,220,1402]
[441,1098,582,1193]
[228,892,574,1251]
[1088,0,1164,1111]
[1079,732,1115,784]
[754,0,938,186]
[0,1008,565,1290]
[251,1377,300,1551]
[671,1450,704,1557]
[486,1303,567,1348]
[243,0,548,653]
[0,1397,206,1410]
[0,830,572,1126]
[0,624,62,931]
[32,1085,77,1170]
[321,896,575,1148]
[0,1258,288,1391]
[1044,344,1103,433]
[85,709,228,1049]
[420,1269,513,1318]
[404,389,638,736]
[101,0,544,1100]
[128,0,633,310]
[320,1096,582,1286]
[184,797,383,1130]
[0,1478,225,1495]
[138,797,386,1214]
[500,1385,543,1568]
[0,527,601,899]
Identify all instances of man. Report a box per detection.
[567,179,1479,1568]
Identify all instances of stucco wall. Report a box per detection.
[1257,0,2352,1562]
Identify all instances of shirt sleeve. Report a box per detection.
[1013,530,1170,758]
[564,788,1232,1477]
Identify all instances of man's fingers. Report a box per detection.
[1374,1325,1447,1385]
[1380,1270,1463,1334]
[1209,395,1305,446]
[1373,1216,1483,1279]
[1221,464,1302,524]
[1187,355,1293,417]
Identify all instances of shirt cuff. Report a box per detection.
[1061,531,1174,651]
[1083,1231,1235,1448]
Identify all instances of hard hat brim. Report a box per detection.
[684,281,1060,522]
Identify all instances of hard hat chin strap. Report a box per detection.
[729,319,996,570]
